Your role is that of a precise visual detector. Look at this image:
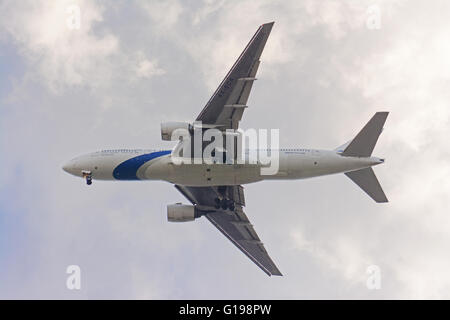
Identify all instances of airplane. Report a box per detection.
[62,22,388,276]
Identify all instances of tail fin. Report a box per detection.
[341,112,388,157]
[345,168,388,203]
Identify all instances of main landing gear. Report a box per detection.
[214,198,235,211]
[82,170,92,185]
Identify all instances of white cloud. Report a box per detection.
[134,51,166,79]
[0,0,166,93]
[291,229,369,285]
[0,0,118,91]
[140,0,184,30]
[2,0,450,299]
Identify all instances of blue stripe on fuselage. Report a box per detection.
[113,150,171,180]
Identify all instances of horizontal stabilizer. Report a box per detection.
[342,112,388,157]
[345,168,388,203]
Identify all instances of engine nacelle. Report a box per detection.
[167,203,200,222]
[161,122,192,141]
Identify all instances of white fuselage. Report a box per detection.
[62,148,384,186]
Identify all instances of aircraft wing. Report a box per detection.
[174,184,282,276]
[195,22,274,130]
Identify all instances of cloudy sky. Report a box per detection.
[1,0,450,299]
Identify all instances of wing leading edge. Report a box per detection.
[196,22,274,130]
[175,185,282,276]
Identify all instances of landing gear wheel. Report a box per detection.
[214,198,221,209]
[221,199,228,210]
[227,200,235,211]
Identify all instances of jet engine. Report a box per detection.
[167,203,200,222]
[161,122,193,141]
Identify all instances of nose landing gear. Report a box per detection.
[82,170,92,185]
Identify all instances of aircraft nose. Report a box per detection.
[62,160,77,175]
[62,161,71,173]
